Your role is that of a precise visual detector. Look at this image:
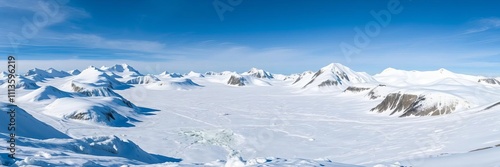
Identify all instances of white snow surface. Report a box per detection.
[0,63,499,167]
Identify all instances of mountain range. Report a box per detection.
[1,63,499,166]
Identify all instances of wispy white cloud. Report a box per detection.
[67,34,169,53]
[465,17,500,34]
[0,0,90,26]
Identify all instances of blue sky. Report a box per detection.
[0,0,499,76]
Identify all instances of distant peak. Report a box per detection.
[320,63,350,71]
[438,68,452,74]
[248,67,261,72]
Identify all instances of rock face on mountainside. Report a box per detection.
[478,78,500,85]
[228,75,247,86]
[371,92,469,117]
[484,102,500,111]
[343,86,371,93]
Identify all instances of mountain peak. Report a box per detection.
[320,63,351,71]
[243,67,273,79]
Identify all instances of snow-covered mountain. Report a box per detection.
[184,71,205,78]
[293,63,376,90]
[241,68,274,79]
[68,69,81,75]
[44,97,134,126]
[100,63,143,78]
[159,71,184,78]
[25,68,71,81]
[374,68,481,86]
[2,75,41,89]
[67,66,124,89]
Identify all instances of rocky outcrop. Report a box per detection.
[371,92,467,117]
[227,75,247,86]
[317,80,340,87]
[343,86,371,93]
[484,102,500,111]
[478,78,500,85]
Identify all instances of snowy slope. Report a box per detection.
[18,85,73,102]
[0,102,68,139]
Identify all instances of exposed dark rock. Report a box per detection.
[371,93,419,115]
[371,92,460,117]
[343,86,370,93]
[227,75,246,86]
[484,102,500,110]
[318,80,339,87]
[478,78,500,85]
[68,112,90,120]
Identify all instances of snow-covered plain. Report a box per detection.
[1,63,499,167]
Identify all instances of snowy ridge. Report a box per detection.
[185,71,205,78]
[374,68,481,86]
[159,71,184,78]
[25,68,71,81]
[18,86,73,102]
